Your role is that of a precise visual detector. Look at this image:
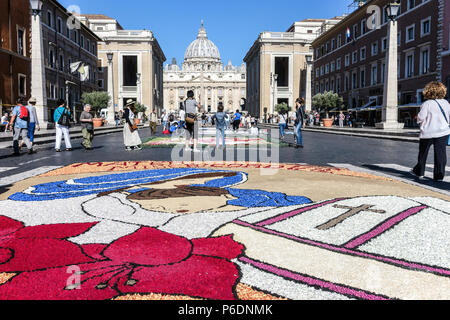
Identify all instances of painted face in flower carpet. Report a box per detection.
[119,172,242,214]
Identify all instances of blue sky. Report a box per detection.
[60,0,351,66]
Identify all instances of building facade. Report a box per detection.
[36,0,101,124]
[163,23,246,114]
[244,18,343,120]
[0,0,31,114]
[312,0,441,127]
[441,0,450,90]
[79,14,166,117]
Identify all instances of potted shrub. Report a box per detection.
[312,91,344,128]
[81,91,111,127]
[134,102,147,125]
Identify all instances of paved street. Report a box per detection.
[0,126,449,301]
[0,127,448,193]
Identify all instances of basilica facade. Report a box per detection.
[163,23,246,113]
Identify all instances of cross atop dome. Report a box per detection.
[198,20,207,39]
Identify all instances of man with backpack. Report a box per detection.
[9,98,33,156]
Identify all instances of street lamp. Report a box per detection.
[30,0,48,126]
[376,0,404,129]
[272,73,278,114]
[386,1,401,21]
[305,53,313,113]
[29,0,43,18]
[106,52,115,125]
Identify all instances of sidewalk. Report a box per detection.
[259,123,420,143]
[0,123,149,155]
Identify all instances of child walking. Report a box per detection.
[213,103,227,149]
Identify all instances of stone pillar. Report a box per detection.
[376,20,404,130]
[305,62,313,113]
[31,14,48,126]
[106,59,115,125]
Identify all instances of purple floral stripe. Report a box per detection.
[343,206,428,249]
[239,256,390,300]
[232,220,450,277]
[255,198,347,227]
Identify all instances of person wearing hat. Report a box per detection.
[123,99,142,151]
[19,97,40,149]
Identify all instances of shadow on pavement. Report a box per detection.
[363,164,450,191]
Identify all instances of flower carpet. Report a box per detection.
[0,161,449,300]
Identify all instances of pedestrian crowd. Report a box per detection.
[4,82,449,183]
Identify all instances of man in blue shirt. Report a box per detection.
[232,110,242,132]
[9,98,33,156]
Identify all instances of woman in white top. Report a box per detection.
[412,82,450,182]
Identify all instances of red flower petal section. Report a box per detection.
[81,244,109,261]
[103,228,192,266]
[191,235,244,260]
[117,255,239,300]
[0,216,23,238]
[0,263,118,300]
[0,248,13,265]
[0,238,93,273]
[11,222,97,240]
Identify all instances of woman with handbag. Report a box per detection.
[123,99,142,151]
[184,90,200,152]
[411,82,450,182]
[53,99,72,152]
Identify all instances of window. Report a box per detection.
[352,72,357,89]
[406,25,415,43]
[325,64,329,74]
[316,68,320,77]
[81,36,85,49]
[330,62,335,73]
[407,0,415,10]
[420,47,430,74]
[371,42,378,56]
[360,69,365,88]
[353,24,358,40]
[336,78,341,93]
[345,54,350,67]
[421,18,431,37]
[337,35,342,48]
[371,64,377,85]
[381,62,386,82]
[382,37,388,52]
[352,51,358,63]
[57,17,63,33]
[18,74,26,97]
[361,19,367,36]
[87,39,91,52]
[336,58,341,70]
[344,74,349,91]
[383,6,388,24]
[17,28,25,56]
[49,83,56,99]
[241,74,246,80]
[405,52,414,78]
[47,11,53,28]
[360,47,366,60]
[49,48,55,68]
[331,39,336,51]
[59,54,64,71]
[60,87,64,99]
[320,65,324,76]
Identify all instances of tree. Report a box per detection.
[81,91,111,117]
[275,102,290,115]
[312,91,344,118]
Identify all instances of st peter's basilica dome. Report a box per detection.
[184,22,221,63]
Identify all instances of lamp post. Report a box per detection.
[376,1,404,129]
[29,0,48,126]
[305,53,313,113]
[136,72,141,104]
[271,73,278,114]
[106,52,115,125]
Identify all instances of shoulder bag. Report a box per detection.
[57,109,70,127]
[435,100,450,146]
[185,101,196,125]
